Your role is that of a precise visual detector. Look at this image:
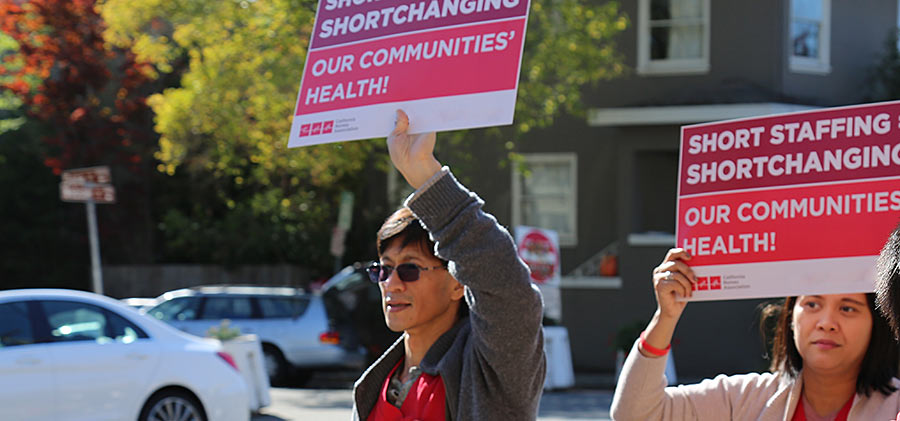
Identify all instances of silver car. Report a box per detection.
[145,286,366,384]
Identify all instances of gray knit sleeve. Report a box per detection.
[406,168,546,405]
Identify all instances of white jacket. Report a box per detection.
[611,340,900,421]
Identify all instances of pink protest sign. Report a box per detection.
[676,100,900,301]
[288,0,530,147]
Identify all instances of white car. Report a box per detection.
[0,289,249,421]
[146,285,368,385]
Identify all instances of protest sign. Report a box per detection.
[677,101,900,301]
[288,0,531,147]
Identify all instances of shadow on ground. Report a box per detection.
[537,390,613,419]
[251,415,286,421]
[274,369,361,390]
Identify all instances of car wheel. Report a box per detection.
[263,343,289,385]
[139,390,206,421]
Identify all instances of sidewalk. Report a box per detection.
[254,387,614,421]
[538,389,613,420]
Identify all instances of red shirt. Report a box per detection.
[791,395,854,421]
[367,362,447,421]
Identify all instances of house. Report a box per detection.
[458,0,900,380]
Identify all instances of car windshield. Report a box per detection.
[147,296,201,321]
[258,296,309,318]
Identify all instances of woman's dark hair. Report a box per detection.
[876,222,900,339]
[762,293,898,397]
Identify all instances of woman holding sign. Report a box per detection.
[611,248,900,421]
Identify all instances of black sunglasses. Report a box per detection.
[366,262,445,283]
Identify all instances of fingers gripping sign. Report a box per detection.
[641,248,698,358]
[388,110,442,190]
[653,248,698,319]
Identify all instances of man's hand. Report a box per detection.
[388,109,442,190]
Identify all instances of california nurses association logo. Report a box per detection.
[299,120,335,137]
[692,276,722,291]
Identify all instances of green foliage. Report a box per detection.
[516,0,627,134]
[100,0,377,270]
[613,319,647,353]
[206,319,242,341]
[866,30,900,101]
[98,0,628,270]
[0,120,91,290]
[0,33,24,134]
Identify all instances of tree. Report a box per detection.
[98,0,628,272]
[0,0,163,271]
[100,0,381,270]
[866,31,900,102]
[1,0,156,174]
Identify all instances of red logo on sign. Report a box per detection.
[322,120,334,134]
[311,122,323,135]
[517,231,557,284]
[300,124,311,137]
[710,276,722,290]
[697,277,709,291]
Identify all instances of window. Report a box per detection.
[201,296,254,320]
[789,0,831,74]
[632,150,678,236]
[638,0,710,75]
[147,296,201,322]
[512,153,578,246]
[41,301,147,344]
[0,302,35,347]
[258,297,309,319]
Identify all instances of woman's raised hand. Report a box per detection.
[640,248,698,358]
[652,248,698,321]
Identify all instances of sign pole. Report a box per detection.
[331,191,354,274]
[59,166,114,295]
[85,197,104,294]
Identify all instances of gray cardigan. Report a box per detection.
[351,168,546,420]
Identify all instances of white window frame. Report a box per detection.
[637,0,711,75]
[511,153,578,247]
[788,0,831,74]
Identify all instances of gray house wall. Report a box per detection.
[594,0,788,107]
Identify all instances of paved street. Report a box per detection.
[252,387,613,421]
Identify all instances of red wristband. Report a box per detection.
[639,331,671,357]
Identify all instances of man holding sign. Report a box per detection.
[352,111,545,420]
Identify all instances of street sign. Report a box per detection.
[515,227,560,285]
[59,165,116,295]
[61,166,111,185]
[515,225,562,321]
[60,182,116,204]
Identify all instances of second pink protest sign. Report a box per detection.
[677,100,900,301]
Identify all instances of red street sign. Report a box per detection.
[60,182,116,204]
[517,230,558,284]
[61,166,111,185]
